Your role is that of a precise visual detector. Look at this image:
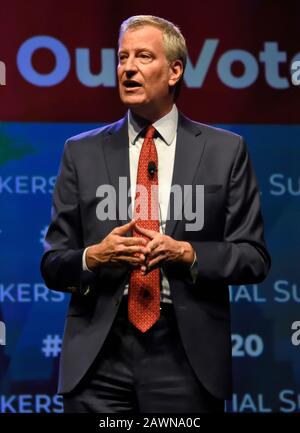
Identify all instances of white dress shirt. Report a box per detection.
[128,104,177,236]
[83,105,197,303]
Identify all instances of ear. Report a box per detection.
[168,60,184,88]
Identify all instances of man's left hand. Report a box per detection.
[134,223,195,274]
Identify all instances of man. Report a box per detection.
[41,15,271,413]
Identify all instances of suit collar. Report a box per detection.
[128,105,178,146]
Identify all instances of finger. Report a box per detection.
[113,255,144,264]
[134,224,157,239]
[140,264,147,272]
[147,253,166,269]
[117,245,147,256]
[147,238,162,252]
[147,246,164,259]
[122,236,147,246]
[113,220,136,235]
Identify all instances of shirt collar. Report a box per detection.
[128,104,178,146]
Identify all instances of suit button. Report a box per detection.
[115,299,120,306]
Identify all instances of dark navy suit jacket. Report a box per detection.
[41,113,271,399]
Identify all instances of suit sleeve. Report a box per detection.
[190,137,271,285]
[40,140,96,294]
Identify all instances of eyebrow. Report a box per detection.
[118,48,153,54]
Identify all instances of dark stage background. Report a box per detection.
[0,0,299,413]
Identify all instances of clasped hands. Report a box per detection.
[86,220,195,273]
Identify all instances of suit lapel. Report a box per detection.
[101,113,206,235]
[165,113,206,237]
[102,116,131,226]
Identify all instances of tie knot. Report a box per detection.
[144,125,156,139]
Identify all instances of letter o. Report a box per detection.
[17,36,70,86]
[217,50,259,88]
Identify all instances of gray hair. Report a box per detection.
[119,15,187,99]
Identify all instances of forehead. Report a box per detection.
[118,25,164,51]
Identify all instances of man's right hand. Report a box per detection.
[85,220,147,271]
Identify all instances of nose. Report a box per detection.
[123,56,138,76]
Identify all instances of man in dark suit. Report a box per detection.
[41,15,270,413]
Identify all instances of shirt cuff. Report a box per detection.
[82,247,94,273]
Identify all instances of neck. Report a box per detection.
[130,104,174,124]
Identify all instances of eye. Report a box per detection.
[118,53,128,64]
[138,52,153,63]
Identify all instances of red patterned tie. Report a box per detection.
[128,125,161,332]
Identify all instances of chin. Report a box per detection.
[122,97,146,109]
[120,90,146,103]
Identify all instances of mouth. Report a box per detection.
[123,80,143,90]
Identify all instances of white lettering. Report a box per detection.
[291,58,300,85]
[0,60,6,85]
[291,321,300,346]
[0,321,6,345]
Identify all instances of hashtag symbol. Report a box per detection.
[41,334,62,357]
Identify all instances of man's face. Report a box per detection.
[117,25,182,121]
